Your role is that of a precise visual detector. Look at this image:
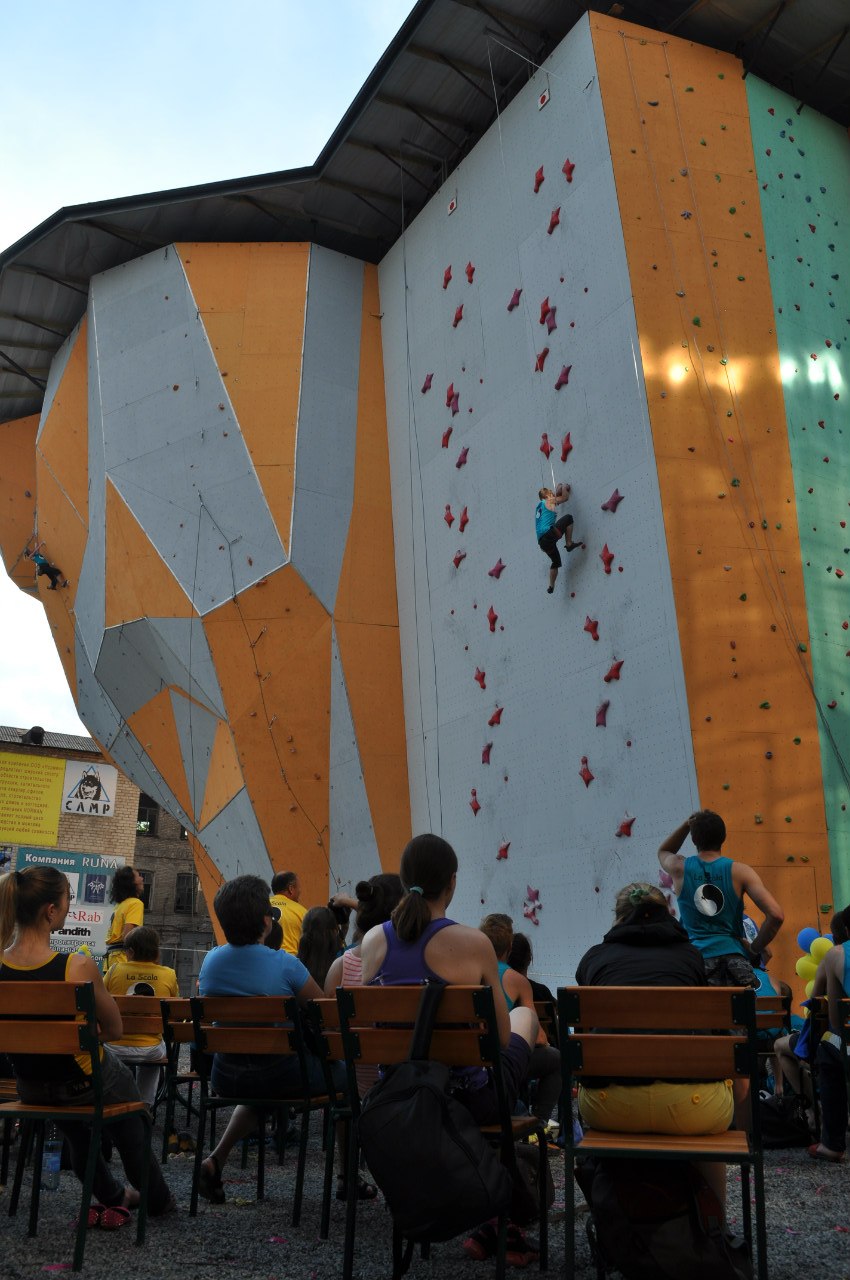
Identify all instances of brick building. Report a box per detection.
[0,725,213,992]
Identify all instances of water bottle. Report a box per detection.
[41,1123,61,1191]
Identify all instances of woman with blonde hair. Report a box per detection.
[0,866,174,1225]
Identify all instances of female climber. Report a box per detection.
[535,483,579,593]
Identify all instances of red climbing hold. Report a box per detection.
[562,157,576,183]
[456,447,469,469]
[535,348,550,372]
[421,373,433,393]
[584,616,600,642]
[487,606,498,632]
[443,265,452,290]
[452,550,466,569]
[561,432,573,462]
[545,308,558,335]
[604,658,624,683]
[579,756,595,787]
[482,742,493,764]
[474,668,486,690]
[523,906,540,926]
[450,392,460,416]
[488,559,506,579]
[540,433,553,459]
[615,816,636,838]
[809,224,816,234]
[547,207,561,235]
[445,382,455,407]
[497,841,510,861]
[466,261,475,283]
[444,505,455,527]
[459,506,469,533]
[507,288,522,311]
[534,166,545,193]
[600,544,615,574]
[526,885,540,904]
[470,789,481,816]
[442,426,453,448]
[453,305,463,328]
[601,489,624,512]
[828,700,838,709]
[596,700,609,727]
[539,297,551,324]
[488,706,503,726]
[554,365,571,390]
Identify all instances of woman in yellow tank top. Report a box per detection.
[0,865,174,1223]
[103,866,145,971]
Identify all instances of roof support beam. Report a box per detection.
[408,43,504,99]
[375,92,471,133]
[0,349,47,389]
[346,136,437,172]
[795,25,849,114]
[318,175,404,206]
[0,309,69,340]
[77,218,162,252]
[345,139,435,195]
[6,263,89,297]
[741,2,790,80]
[449,0,542,36]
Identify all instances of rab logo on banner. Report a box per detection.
[63,762,118,817]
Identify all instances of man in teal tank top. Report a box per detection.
[657,810,784,988]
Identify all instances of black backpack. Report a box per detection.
[357,983,513,1242]
[575,1157,753,1280]
[758,1093,812,1148]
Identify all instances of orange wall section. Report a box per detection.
[590,15,831,985]
[335,265,412,870]
[0,414,39,593]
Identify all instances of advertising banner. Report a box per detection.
[62,760,118,818]
[0,753,64,845]
[17,846,126,957]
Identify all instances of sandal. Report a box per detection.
[506,1225,539,1268]
[198,1154,226,1204]
[99,1205,132,1230]
[807,1142,846,1163]
[336,1173,378,1201]
[463,1222,498,1261]
[76,1204,106,1228]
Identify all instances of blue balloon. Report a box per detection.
[797,926,819,953]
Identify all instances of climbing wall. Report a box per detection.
[1,243,410,907]
[379,16,700,986]
[747,77,850,911]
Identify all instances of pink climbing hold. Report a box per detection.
[534,166,545,193]
[615,816,635,838]
[452,550,466,569]
[562,157,576,183]
[466,261,475,283]
[444,505,455,527]
[659,869,674,889]
[526,885,540,904]
[442,265,452,290]
[584,616,600,642]
[482,742,493,764]
[474,667,486,690]
[450,392,460,416]
[453,304,463,328]
[595,700,610,727]
[547,207,561,235]
[421,373,433,394]
[459,506,469,533]
[539,297,551,324]
[488,559,506,579]
[497,841,510,860]
[487,605,498,632]
[442,426,453,448]
[601,489,624,512]
[470,788,481,816]
[540,433,553,459]
[561,432,573,462]
[534,348,550,372]
[488,706,503,727]
[545,308,558,335]
[600,544,615,574]
[579,756,594,787]
[507,288,522,311]
[604,658,624,683]
[554,365,572,390]
[446,382,455,407]
[456,446,469,469]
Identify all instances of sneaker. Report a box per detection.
[463,1223,498,1261]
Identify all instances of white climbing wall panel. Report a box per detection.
[379,15,700,988]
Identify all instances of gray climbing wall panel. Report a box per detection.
[329,625,382,892]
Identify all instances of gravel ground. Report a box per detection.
[1,1113,848,1279]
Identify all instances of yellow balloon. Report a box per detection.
[805,980,815,998]
[810,936,833,963]
[795,956,818,982]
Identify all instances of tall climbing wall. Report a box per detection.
[746,78,850,910]
[1,243,410,906]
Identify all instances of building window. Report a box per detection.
[174,873,196,915]
[136,794,158,837]
[137,869,154,910]
[179,827,189,841]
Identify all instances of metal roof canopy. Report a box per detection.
[1,0,849,425]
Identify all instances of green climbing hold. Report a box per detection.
[729,206,736,214]
[720,357,728,365]
[785,816,792,823]
[700,138,707,146]
[693,316,701,326]
[761,520,768,529]
[775,523,782,530]
[726,410,733,417]
[786,855,795,862]
[718,73,725,79]
[715,174,721,182]
[820,904,833,914]
[759,701,770,709]
[739,593,747,601]
[730,477,740,487]
[754,815,763,824]
[744,231,752,238]
[722,783,730,790]
[798,643,807,652]
[737,276,745,281]
[793,737,801,744]
[685,86,694,92]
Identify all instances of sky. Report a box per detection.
[0,0,417,736]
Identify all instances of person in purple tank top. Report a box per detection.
[359,834,540,1265]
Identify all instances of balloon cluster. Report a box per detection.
[794,926,833,997]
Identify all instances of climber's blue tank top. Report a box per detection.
[678,856,745,958]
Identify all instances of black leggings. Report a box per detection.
[538,515,573,569]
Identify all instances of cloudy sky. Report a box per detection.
[0,0,416,735]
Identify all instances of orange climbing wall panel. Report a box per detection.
[198,719,246,831]
[37,318,89,536]
[591,14,831,984]
[203,565,332,907]
[104,480,195,626]
[335,265,411,870]
[126,687,193,817]
[188,833,225,945]
[177,243,309,556]
[0,414,38,593]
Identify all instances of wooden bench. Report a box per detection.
[558,985,766,1280]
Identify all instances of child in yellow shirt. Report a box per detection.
[104,926,178,1106]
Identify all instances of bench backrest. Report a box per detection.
[189,995,298,1057]
[335,984,502,1070]
[160,997,194,1047]
[111,994,165,1041]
